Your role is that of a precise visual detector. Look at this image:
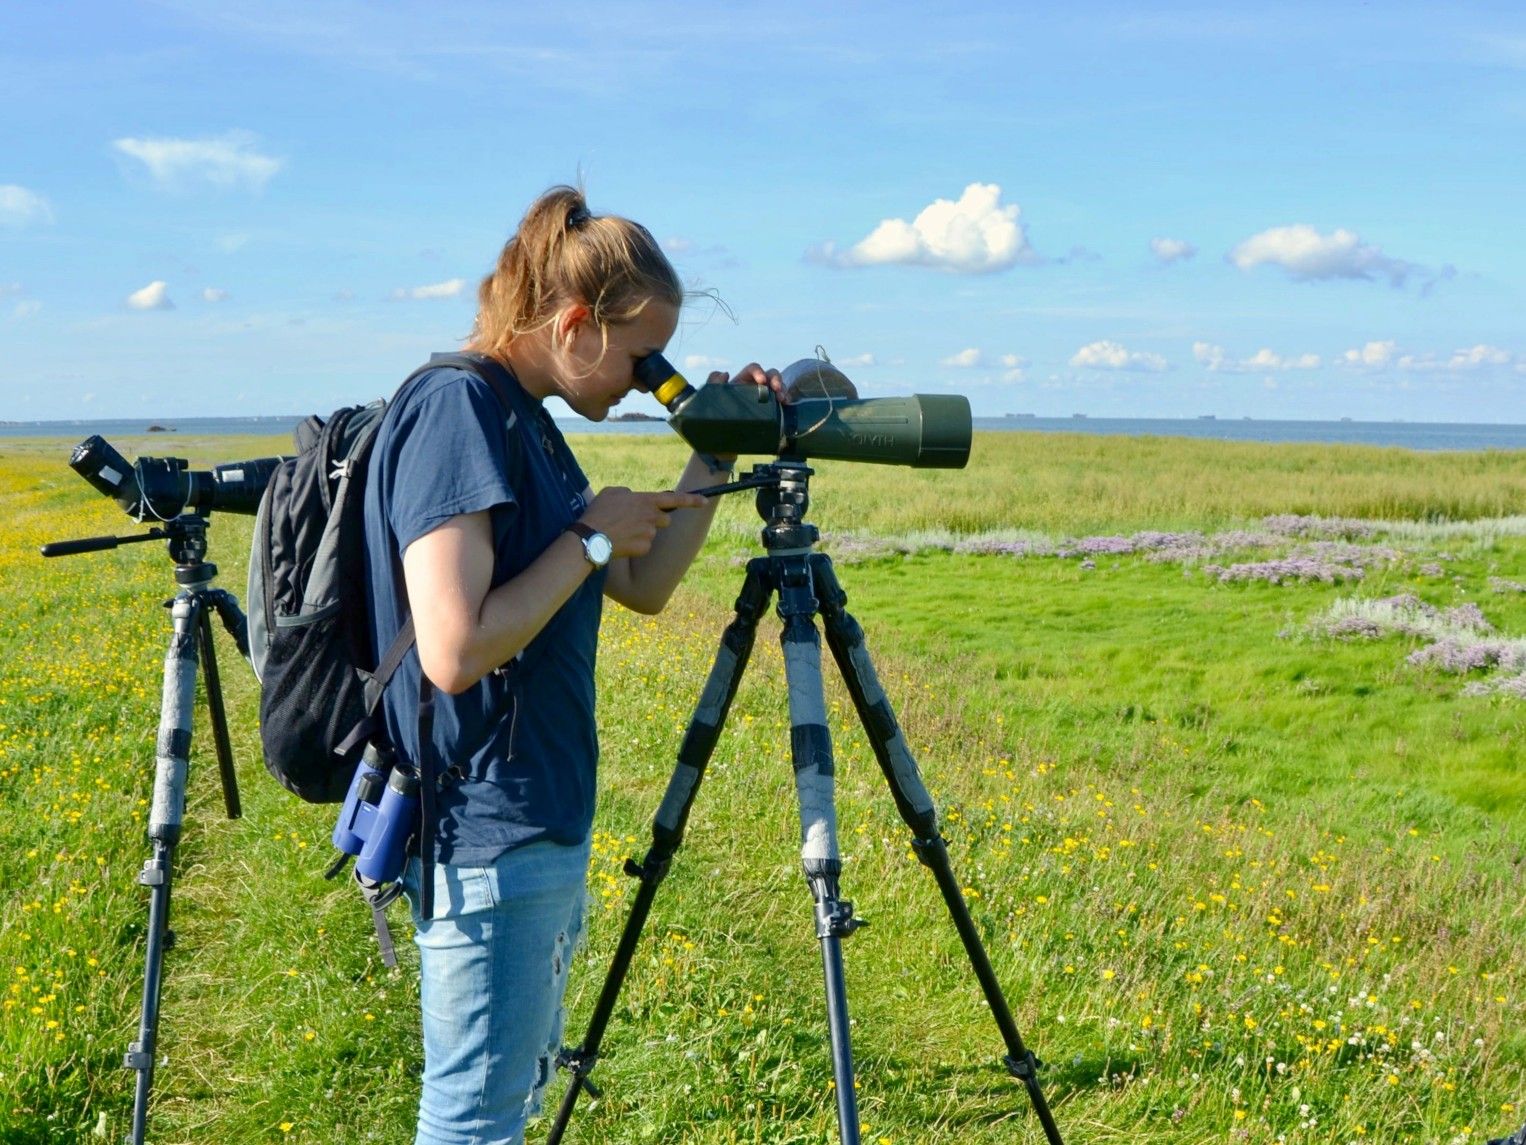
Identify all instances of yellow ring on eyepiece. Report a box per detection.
[653,375,688,406]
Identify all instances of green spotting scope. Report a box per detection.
[635,354,971,469]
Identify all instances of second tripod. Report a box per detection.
[43,513,248,1145]
[548,461,1065,1145]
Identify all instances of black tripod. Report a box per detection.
[549,461,1064,1145]
[43,514,248,1145]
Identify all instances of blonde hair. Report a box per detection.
[470,185,683,362]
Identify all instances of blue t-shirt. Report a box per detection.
[363,354,605,866]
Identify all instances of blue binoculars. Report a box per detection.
[332,748,420,886]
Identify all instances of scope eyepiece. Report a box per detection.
[634,352,695,413]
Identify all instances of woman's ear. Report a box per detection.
[557,303,592,350]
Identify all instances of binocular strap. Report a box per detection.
[354,870,403,969]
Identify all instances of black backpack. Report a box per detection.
[247,353,519,803]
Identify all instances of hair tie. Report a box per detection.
[567,204,591,229]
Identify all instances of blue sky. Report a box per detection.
[2,1,1523,422]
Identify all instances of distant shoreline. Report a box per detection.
[4,415,1526,452]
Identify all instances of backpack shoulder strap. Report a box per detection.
[425,352,521,418]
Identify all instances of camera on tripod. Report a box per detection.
[68,434,280,521]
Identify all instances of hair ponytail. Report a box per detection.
[470,185,683,362]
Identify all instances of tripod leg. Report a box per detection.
[127,591,202,1145]
[813,555,1066,1145]
[547,560,772,1144]
[777,563,862,1145]
[195,598,241,820]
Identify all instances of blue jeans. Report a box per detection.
[403,836,592,1145]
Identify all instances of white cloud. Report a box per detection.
[1071,340,1167,372]
[1445,344,1512,368]
[1193,341,1227,370]
[0,184,54,226]
[1197,341,1319,372]
[942,348,985,368]
[12,300,42,320]
[1340,341,1518,374]
[1150,237,1196,264]
[1342,340,1397,368]
[814,183,1031,273]
[393,278,466,300]
[126,281,174,311]
[1398,344,1516,372]
[835,353,877,368]
[202,287,229,303]
[113,131,283,192]
[1248,348,1320,370]
[999,353,1029,382]
[683,354,728,371]
[1228,224,1417,287]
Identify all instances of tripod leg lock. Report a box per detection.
[815,898,867,940]
[623,854,671,885]
[137,865,167,887]
[123,1044,153,1071]
[555,1047,604,1098]
[910,835,947,869]
[1004,1050,1043,1081]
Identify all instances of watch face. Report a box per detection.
[587,532,613,566]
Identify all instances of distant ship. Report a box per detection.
[1005,412,1036,419]
[1071,413,1088,419]
[1198,414,1216,420]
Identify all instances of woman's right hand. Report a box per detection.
[579,486,708,559]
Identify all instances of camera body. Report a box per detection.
[331,747,420,885]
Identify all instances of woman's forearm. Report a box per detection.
[610,452,728,612]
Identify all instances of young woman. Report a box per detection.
[363,185,780,1144]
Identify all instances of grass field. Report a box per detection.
[1,430,1522,1144]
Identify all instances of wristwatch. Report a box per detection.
[566,521,613,569]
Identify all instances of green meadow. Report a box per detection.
[1,430,1522,1144]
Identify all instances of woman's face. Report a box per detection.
[556,301,679,421]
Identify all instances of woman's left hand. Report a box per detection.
[706,362,784,399]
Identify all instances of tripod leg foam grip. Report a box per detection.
[150,598,200,841]
[782,631,840,868]
[656,641,741,835]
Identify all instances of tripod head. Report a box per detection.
[41,512,222,582]
[754,461,817,552]
[689,460,821,553]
